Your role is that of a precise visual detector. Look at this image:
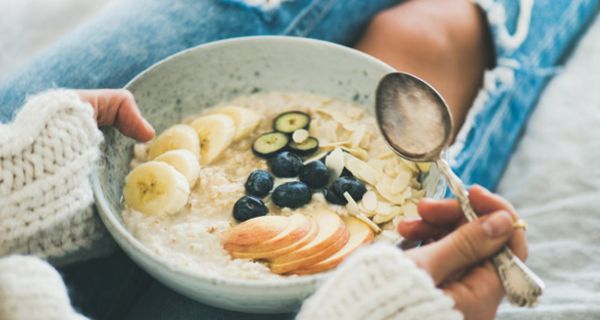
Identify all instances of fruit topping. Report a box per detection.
[244,170,274,198]
[207,106,261,142]
[288,137,319,156]
[147,124,200,160]
[123,161,190,216]
[272,181,312,208]
[299,161,330,189]
[190,114,236,165]
[327,176,367,204]
[323,187,346,205]
[252,132,289,158]
[268,151,303,178]
[154,149,201,187]
[273,111,310,134]
[233,196,269,222]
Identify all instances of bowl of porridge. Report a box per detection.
[92,36,446,313]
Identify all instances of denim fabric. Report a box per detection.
[452,0,599,190]
[0,0,398,122]
[0,0,598,319]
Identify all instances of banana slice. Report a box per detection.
[147,124,200,160]
[154,149,201,187]
[190,114,236,165]
[123,161,190,216]
[208,106,261,141]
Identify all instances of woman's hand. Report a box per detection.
[77,89,155,142]
[398,186,527,320]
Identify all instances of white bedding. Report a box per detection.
[497,14,600,320]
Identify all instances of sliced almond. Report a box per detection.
[341,192,381,233]
[314,108,352,124]
[376,151,395,159]
[401,202,419,218]
[340,147,369,162]
[395,161,414,176]
[367,158,385,172]
[349,125,366,148]
[375,201,393,216]
[344,154,378,186]
[402,187,413,199]
[342,192,361,216]
[358,202,376,217]
[325,148,345,180]
[390,170,411,194]
[373,213,394,224]
[341,122,358,131]
[383,160,397,177]
[325,123,338,142]
[303,150,328,165]
[361,191,378,212]
[376,180,407,205]
[292,129,309,143]
[320,141,353,150]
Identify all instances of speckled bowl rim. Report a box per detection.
[92,36,405,289]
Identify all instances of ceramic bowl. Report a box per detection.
[92,36,446,314]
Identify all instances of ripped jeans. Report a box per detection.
[0,0,598,319]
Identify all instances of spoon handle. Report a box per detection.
[435,159,544,307]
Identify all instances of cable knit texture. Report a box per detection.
[0,255,87,320]
[296,244,463,320]
[0,90,114,265]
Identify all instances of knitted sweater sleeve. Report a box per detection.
[0,255,87,320]
[0,90,114,266]
[296,244,464,320]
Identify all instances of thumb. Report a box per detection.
[406,210,514,284]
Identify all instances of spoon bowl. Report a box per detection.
[375,72,545,307]
[375,72,452,162]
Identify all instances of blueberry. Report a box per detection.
[233,196,269,222]
[272,181,312,208]
[329,176,367,204]
[245,170,274,197]
[323,187,346,205]
[268,151,303,178]
[299,161,330,189]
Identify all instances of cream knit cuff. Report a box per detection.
[296,244,463,320]
[0,255,87,320]
[0,90,114,265]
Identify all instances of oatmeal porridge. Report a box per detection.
[122,92,429,280]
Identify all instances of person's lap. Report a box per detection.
[1,0,597,319]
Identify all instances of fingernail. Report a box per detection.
[402,217,422,223]
[481,211,513,238]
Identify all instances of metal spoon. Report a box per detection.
[375,72,544,307]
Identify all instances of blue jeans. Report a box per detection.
[0,0,597,319]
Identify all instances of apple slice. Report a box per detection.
[269,210,348,274]
[292,216,374,275]
[232,215,319,260]
[270,229,349,274]
[227,214,310,253]
[221,215,289,248]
